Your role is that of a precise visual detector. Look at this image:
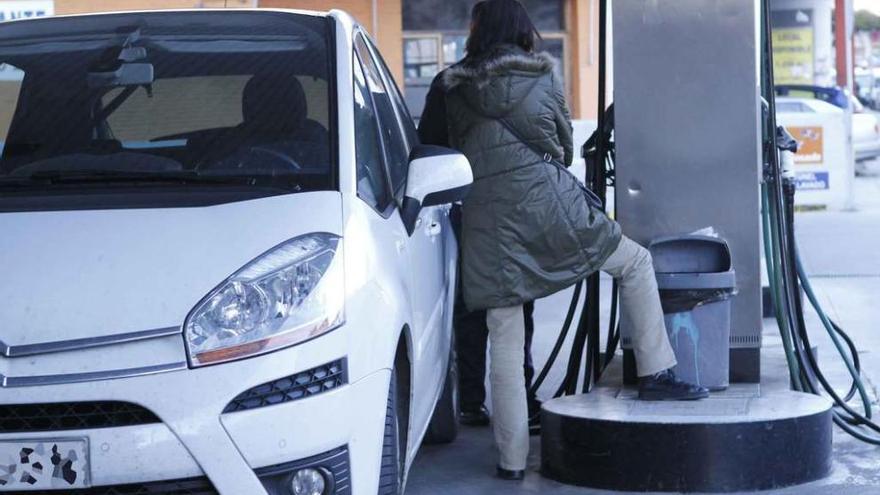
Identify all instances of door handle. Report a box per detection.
[426,220,442,237]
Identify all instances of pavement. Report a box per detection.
[406,157,880,494]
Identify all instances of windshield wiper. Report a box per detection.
[30,169,252,184]
[0,170,300,190]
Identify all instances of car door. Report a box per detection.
[354,34,449,434]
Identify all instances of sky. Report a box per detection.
[854,0,880,15]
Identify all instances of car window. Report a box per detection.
[353,49,392,212]
[0,11,335,209]
[104,75,329,144]
[0,63,23,154]
[354,33,409,199]
[365,37,419,149]
[103,76,247,144]
[776,101,813,113]
[851,96,865,113]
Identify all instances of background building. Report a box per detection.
[9,0,608,120]
[7,0,871,118]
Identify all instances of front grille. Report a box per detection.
[223,358,347,413]
[3,477,216,494]
[0,401,160,433]
[4,447,350,495]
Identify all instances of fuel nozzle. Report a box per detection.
[776,125,798,182]
[776,125,798,153]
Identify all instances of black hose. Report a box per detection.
[833,320,862,403]
[559,287,591,396]
[760,0,880,445]
[529,281,582,396]
[578,0,610,395]
[784,180,821,393]
[782,189,880,439]
[775,167,880,440]
[773,176,880,442]
[583,275,602,393]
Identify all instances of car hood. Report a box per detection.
[0,192,343,348]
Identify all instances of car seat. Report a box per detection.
[190,74,329,169]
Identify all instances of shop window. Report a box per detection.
[403,0,562,31]
[542,37,565,74]
[402,0,567,119]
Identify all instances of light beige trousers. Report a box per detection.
[485,235,678,471]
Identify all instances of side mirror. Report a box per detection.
[401,144,473,235]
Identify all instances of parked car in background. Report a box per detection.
[776,84,850,110]
[776,96,880,173]
[0,9,470,494]
[850,96,880,164]
[855,67,880,110]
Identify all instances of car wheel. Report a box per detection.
[378,371,403,495]
[424,348,460,444]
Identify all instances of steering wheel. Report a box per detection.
[199,144,302,174]
[247,145,302,171]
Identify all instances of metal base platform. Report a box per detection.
[540,385,833,492]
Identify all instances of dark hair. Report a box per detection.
[465,0,542,57]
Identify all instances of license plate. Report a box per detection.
[0,438,89,491]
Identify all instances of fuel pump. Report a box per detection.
[534,0,877,491]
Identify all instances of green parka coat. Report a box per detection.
[439,44,621,311]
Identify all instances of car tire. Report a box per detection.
[378,371,403,495]
[424,348,459,444]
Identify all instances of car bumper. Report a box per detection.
[855,138,880,161]
[0,330,391,494]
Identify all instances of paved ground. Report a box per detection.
[407,158,880,494]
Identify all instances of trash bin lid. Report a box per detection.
[655,271,736,290]
[649,235,732,274]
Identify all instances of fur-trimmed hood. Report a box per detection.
[442,46,557,89]
[441,44,559,118]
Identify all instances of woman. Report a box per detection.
[418,0,541,433]
[420,0,708,480]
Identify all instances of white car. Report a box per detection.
[0,9,471,495]
[850,96,880,164]
[776,96,880,165]
[855,67,880,109]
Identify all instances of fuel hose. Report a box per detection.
[760,0,880,445]
[529,0,619,401]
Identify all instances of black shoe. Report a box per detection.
[459,405,490,426]
[496,466,525,481]
[638,369,710,401]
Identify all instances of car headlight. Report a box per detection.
[184,233,344,367]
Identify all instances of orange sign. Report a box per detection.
[788,126,823,164]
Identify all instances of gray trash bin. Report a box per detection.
[649,235,737,391]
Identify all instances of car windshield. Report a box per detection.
[776,100,813,113]
[0,11,334,206]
